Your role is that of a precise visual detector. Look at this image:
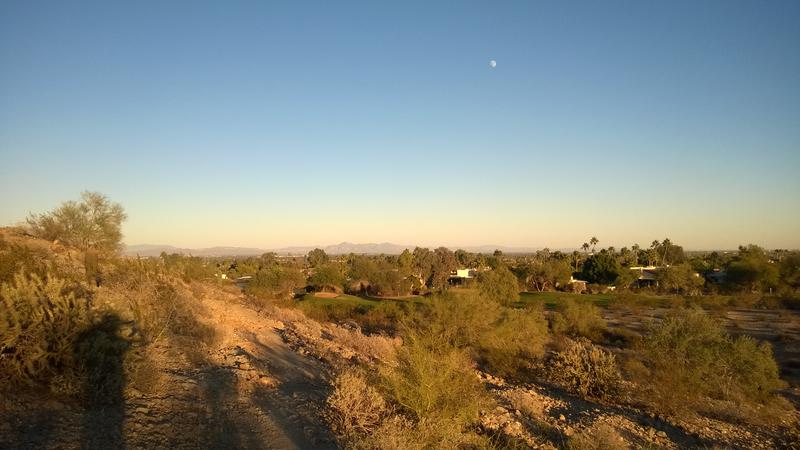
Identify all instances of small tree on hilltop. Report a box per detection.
[27,191,126,254]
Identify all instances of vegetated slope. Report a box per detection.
[0,228,337,449]
[2,228,799,449]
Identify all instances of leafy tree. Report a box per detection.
[259,252,278,268]
[247,265,305,299]
[411,247,434,287]
[348,255,378,281]
[657,263,703,295]
[307,248,329,268]
[779,252,800,293]
[726,245,779,292]
[479,265,519,306]
[309,263,345,292]
[581,250,622,285]
[27,191,126,254]
[429,247,457,290]
[397,249,413,273]
[518,259,572,292]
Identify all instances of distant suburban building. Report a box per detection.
[630,266,659,288]
[568,276,587,293]
[449,268,478,286]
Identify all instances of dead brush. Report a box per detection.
[326,368,390,436]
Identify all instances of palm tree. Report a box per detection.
[590,236,599,252]
[581,242,590,254]
[661,238,672,266]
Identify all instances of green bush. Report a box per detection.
[546,338,622,401]
[378,330,492,438]
[551,299,607,341]
[478,265,520,306]
[640,307,786,414]
[478,307,549,377]
[406,292,499,349]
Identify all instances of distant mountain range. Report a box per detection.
[123,242,543,257]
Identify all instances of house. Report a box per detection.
[568,276,587,293]
[706,269,726,284]
[630,266,659,288]
[449,268,478,286]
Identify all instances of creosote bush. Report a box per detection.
[640,307,785,416]
[546,338,622,401]
[478,306,549,377]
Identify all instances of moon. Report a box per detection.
[489,59,497,68]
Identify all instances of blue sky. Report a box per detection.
[1,0,798,249]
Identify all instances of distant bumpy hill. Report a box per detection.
[124,242,542,257]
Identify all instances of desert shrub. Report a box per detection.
[640,307,786,414]
[0,242,48,285]
[348,414,490,450]
[359,301,411,335]
[603,327,641,348]
[478,307,549,377]
[102,276,216,346]
[378,331,492,437]
[326,369,390,436]
[407,292,500,349]
[546,338,621,401]
[0,273,93,385]
[551,299,607,341]
[0,272,128,401]
[478,265,520,306]
[566,422,627,450]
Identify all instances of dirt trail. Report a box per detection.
[0,293,338,450]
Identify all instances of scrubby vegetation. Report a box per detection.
[2,195,798,448]
[636,308,787,418]
[546,338,622,401]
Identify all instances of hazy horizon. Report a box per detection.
[2,1,799,250]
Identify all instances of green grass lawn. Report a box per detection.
[517,291,615,308]
[299,292,380,307]
[515,291,702,309]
